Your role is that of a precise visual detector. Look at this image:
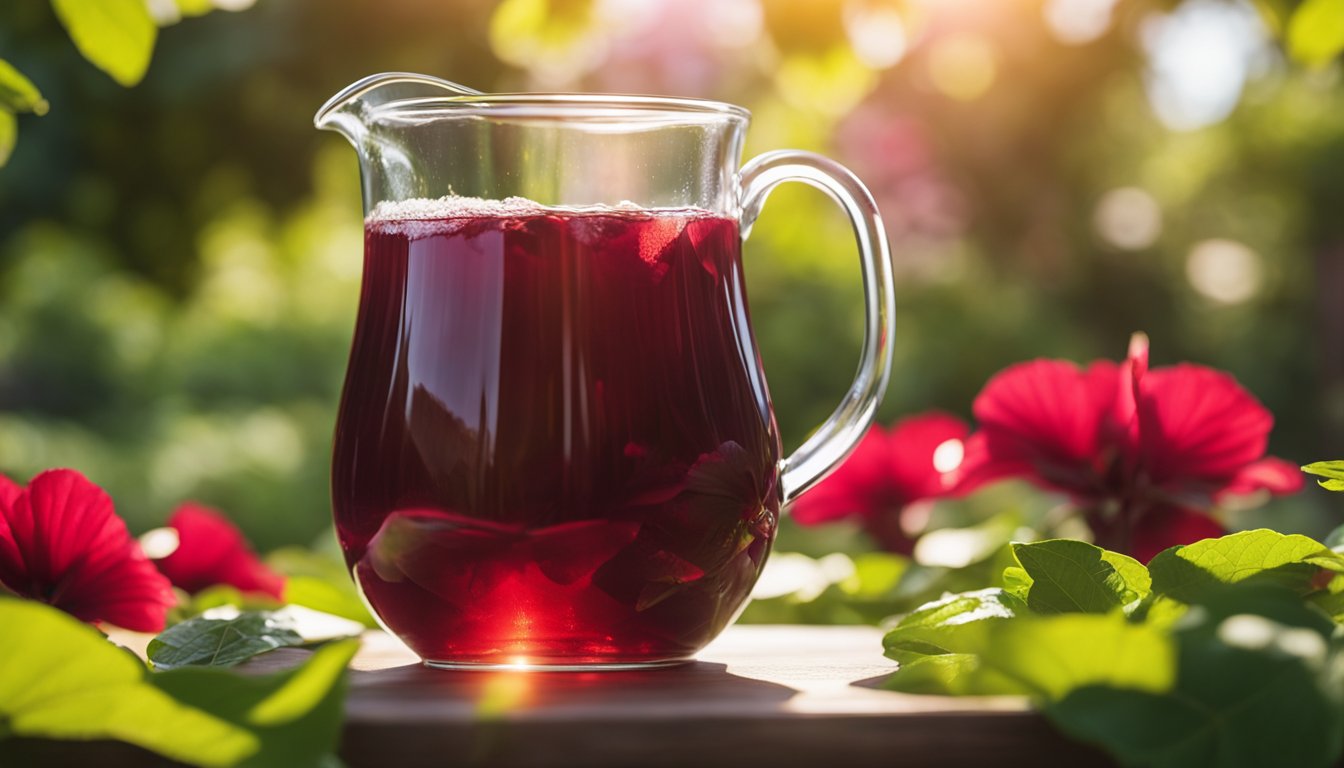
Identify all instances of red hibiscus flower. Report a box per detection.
[0,469,175,632]
[153,504,285,599]
[792,412,969,553]
[954,334,1302,561]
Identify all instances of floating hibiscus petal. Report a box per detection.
[0,469,174,632]
[154,504,285,599]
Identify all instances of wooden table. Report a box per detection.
[19,625,1115,767]
[330,625,1111,768]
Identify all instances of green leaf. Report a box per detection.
[284,576,378,629]
[1303,461,1344,492]
[50,0,157,87]
[1002,565,1032,600]
[1048,586,1344,768]
[882,588,1022,665]
[0,111,14,168]
[1287,0,1344,67]
[1148,529,1344,603]
[884,597,1175,699]
[1010,539,1150,614]
[175,0,218,17]
[149,612,306,670]
[973,613,1175,700]
[151,639,359,768]
[0,598,257,766]
[0,60,48,115]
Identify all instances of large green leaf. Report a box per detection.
[0,60,47,115]
[151,639,359,768]
[1048,587,1344,768]
[1287,0,1344,67]
[882,587,1172,699]
[970,614,1174,700]
[50,0,158,86]
[1303,461,1344,492]
[0,598,256,766]
[0,598,358,767]
[1147,529,1344,603]
[149,612,306,670]
[1010,539,1150,614]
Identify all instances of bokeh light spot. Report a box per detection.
[1185,238,1262,304]
[1093,187,1163,250]
[845,4,908,69]
[138,527,181,560]
[927,34,997,101]
[1044,0,1119,45]
[932,438,965,474]
[1141,0,1268,131]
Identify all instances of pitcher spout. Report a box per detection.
[314,72,484,144]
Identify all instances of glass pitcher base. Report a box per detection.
[422,656,694,672]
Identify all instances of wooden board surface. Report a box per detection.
[16,625,1115,767]
[326,625,1112,768]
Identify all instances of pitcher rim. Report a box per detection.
[360,93,751,122]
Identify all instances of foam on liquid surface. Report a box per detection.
[367,195,715,240]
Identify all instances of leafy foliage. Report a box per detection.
[149,612,306,670]
[881,532,1344,768]
[1303,461,1344,492]
[1146,529,1344,603]
[0,60,46,167]
[0,597,358,767]
[48,0,157,87]
[1008,540,1150,614]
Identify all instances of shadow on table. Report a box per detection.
[342,660,800,767]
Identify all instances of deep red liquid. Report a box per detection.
[332,207,780,665]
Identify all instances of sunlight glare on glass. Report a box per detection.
[927,34,997,101]
[932,438,964,474]
[1185,238,1263,304]
[1043,0,1119,45]
[1093,187,1163,250]
[138,527,181,559]
[1141,0,1268,131]
[846,3,909,69]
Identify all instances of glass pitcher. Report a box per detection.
[316,73,894,669]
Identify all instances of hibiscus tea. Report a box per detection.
[332,198,781,667]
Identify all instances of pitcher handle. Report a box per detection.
[738,150,896,506]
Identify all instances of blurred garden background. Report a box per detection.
[0,0,1340,560]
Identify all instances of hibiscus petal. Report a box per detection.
[1218,457,1306,498]
[157,504,285,599]
[1136,364,1274,489]
[886,412,971,500]
[0,473,20,510]
[790,426,893,525]
[1130,506,1226,564]
[960,359,1120,495]
[0,474,23,591]
[4,469,173,631]
[791,412,967,527]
